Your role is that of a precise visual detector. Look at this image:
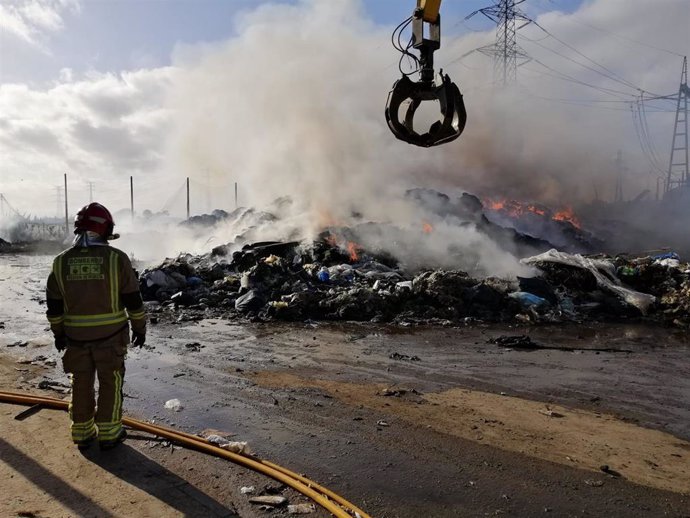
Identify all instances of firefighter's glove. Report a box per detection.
[131,331,146,348]
[54,335,67,352]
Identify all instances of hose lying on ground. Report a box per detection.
[0,390,370,518]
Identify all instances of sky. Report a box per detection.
[1,0,582,84]
[0,0,688,224]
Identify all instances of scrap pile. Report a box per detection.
[139,235,690,327]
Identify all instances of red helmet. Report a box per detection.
[74,202,115,237]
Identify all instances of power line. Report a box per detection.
[527,0,684,58]
[518,86,643,111]
[159,180,187,214]
[550,11,684,58]
[518,61,678,112]
[0,193,24,218]
[631,101,666,174]
[638,97,664,168]
[521,32,643,94]
[526,60,637,99]
[532,21,642,90]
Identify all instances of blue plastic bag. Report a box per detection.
[317,268,330,282]
[509,291,550,309]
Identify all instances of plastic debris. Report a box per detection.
[317,267,330,282]
[186,276,203,287]
[205,434,251,454]
[134,229,688,327]
[490,335,541,349]
[248,495,288,506]
[240,486,255,494]
[522,249,657,314]
[288,503,316,514]
[539,408,565,418]
[656,258,681,268]
[508,291,550,309]
[600,465,623,478]
[652,252,680,261]
[235,289,266,313]
[37,380,70,394]
[389,352,421,361]
[164,398,183,412]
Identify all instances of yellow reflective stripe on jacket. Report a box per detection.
[63,311,127,327]
[109,251,119,313]
[127,309,146,320]
[47,315,64,324]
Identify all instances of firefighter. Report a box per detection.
[46,202,146,450]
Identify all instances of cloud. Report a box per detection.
[2,123,62,153]
[0,0,80,48]
[0,67,175,214]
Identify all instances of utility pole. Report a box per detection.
[665,56,689,195]
[234,182,238,209]
[130,176,134,221]
[614,151,625,202]
[186,177,190,219]
[64,173,69,236]
[466,0,532,86]
[87,181,95,203]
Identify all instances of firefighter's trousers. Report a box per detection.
[61,329,127,444]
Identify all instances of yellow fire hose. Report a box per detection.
[0,390,371,518]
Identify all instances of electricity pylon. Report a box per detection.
[466,0,532,86]
[666,56,689,194]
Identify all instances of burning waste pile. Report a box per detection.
[138,190,690,328]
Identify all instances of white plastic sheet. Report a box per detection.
[522,249,656,314]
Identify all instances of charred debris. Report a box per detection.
[139,190,690,328]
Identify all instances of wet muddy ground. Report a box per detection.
[1,254,689,517]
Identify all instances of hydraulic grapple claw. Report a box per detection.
[385,73,466,147]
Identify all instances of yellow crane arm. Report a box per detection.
[417,0,442,24]
[385,0,466,147]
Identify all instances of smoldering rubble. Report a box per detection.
[138,191,690,329]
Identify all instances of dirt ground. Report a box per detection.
[1,254,689,517]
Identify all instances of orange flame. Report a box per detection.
[484,198,506,211]
[422,221,434,234]
[347,241,362,262]
[485,197,582,229]
[553,206,581,229]
[527,205,546,216]
[485,198,548,218]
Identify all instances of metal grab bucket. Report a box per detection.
[385,74,466,148]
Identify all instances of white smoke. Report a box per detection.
[2,0,688,268]
[160,0,532,275]
[158,0,685,273]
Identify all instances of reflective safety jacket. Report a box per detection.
[46,245,146,342]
